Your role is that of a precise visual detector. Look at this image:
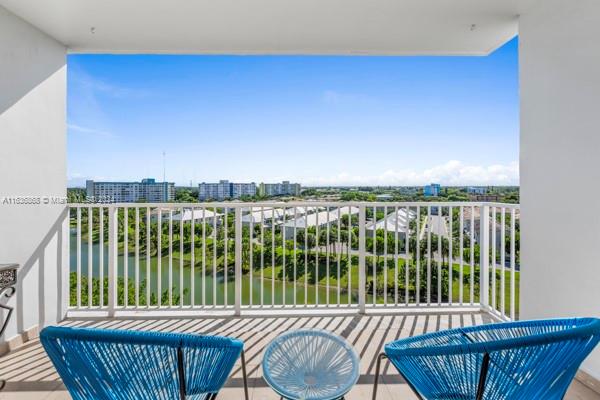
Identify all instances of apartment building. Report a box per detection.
[423,183,441,197]
[258,181,301,197]
[198,180,256,200]
[85,178,175,202]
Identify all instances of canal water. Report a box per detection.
[70,230,358,306]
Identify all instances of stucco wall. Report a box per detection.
[0,6,67,345]
[520,0,600,379]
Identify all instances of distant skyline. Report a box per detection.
[68,37,519,187]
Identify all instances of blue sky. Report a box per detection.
[67,37,519,187]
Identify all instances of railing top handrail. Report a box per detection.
[68,201,520,209]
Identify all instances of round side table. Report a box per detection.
[262,329,359,400]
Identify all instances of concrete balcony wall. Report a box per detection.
[520,0,600,380]
[0,6,67,350]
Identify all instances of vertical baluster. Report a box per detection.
[337,206,341,306]
[261,207,265,307]
[179,207,184,307]
[249,207,254,307]
[437,206,441,306]
[372,205,376,306]
[326,207,330,306]
[510,208,516,320]
[294,207,298,307]
[213,207,217,306]
[470,206,475,305]
[305,208,309,307]
[87,207,93,307]
[272,209,275,307]
[168,209,173,307]
[501,207,506,318]
[347,206,352,306]
[123,207,128,308]
[448,206,453,305]
[383,205,388,306]
[480,205,490,310]
[191,207,195,307]
[358,205,366,313]
[146,207,150,307]
[416,206,421,306]
[492,206,497,313]
[108,207,118,315]
[459,206,464,305]
[315,209,319,306]
[394,206,399,306]
[100,207,105,307]
[427,205,431,306]
[135,207,139,307]
[202,207,206,307]
[404,206,410,305]
[76,207,81,308]
[157,208,161,307]
[224,207,228,307]
[282,207,286,306]
[234,206,242,315]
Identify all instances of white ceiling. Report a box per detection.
[0,0,525,55]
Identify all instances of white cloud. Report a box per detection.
[303,160,519,186]
[68,123,116,138]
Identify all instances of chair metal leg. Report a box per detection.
[177,347,186,400]
[475,352,491,400]
[372,352,387,400]
[241,350,250,400]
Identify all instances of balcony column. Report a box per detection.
[0,6,67,348]
[520,0,600,379]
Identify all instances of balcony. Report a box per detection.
[3,201,563,399]
[2,0,600,397]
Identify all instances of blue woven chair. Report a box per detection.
[373,318,600,400]
[41,326,249,400]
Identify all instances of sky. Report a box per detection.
[67,37,519,187]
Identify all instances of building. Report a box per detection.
[198,180,256,201]
[170,208,223,223]
[470,193,501,202]
[241,206,317,227]
[232,182,257,198]
[375,194,393,201]
[365,208,414,237]
[258,181,301,197]
[85,179,174,203]
[281,206,359,238]
[423,183,441,197]
[467,187,487,195]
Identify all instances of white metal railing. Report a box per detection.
[67,201,520,320]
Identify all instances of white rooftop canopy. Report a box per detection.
[0,0,527,55]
